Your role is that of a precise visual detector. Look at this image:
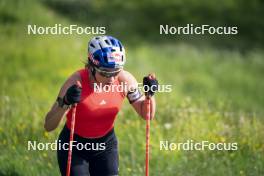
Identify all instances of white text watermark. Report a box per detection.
[27,24,106,35]
[160,140,238,151]
[93,82,172,93]
[160,24,238,35]
[27,140,106,151]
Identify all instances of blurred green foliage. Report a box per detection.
[43,0,264,49]
[0,0,264,175]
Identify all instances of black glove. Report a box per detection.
[63,84,82,105]
[143,75,159,97]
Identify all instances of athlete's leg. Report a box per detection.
[57,126,90,176]
[89,135,119,176]
[57,149,89,176]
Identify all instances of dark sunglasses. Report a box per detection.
[94,67,121,78]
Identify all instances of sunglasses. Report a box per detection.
[94,67,121,78]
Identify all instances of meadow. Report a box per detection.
[0,0,264,175]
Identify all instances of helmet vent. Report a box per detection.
[105,40,110,45]
[98,43,103,50]
[118,41,123,51]
[110,39,116,46]
[90,43,95,48]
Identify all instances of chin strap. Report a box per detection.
[90,66,98,82]
[88,58,98,82]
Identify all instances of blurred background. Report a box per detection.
[0,0,263,175]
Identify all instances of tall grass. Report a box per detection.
[0,0,263,175]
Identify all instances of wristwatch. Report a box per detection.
[57,97,71,109]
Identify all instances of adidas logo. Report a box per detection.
[99,100,106,105]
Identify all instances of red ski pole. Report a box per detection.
[66,103,77,176]
[66,81,81,176]
[145,96,151,176]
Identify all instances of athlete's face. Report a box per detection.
[95,67,121,85]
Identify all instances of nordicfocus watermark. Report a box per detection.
[160,24,238,35]
[27,24,106,35]
[93,82,172,93]
[160,140,238,151]
[27,140,106,151]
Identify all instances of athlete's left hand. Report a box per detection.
[143,74,159,97]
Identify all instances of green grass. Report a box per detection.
[0,0,264,175]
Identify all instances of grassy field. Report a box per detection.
[0,0,264,175]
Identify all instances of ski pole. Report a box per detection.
[145,96,151,176]
[66,81,81,176]
[66,103,77,176]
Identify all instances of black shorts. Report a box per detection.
[57,125,119,176]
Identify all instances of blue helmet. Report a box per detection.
[88,36,126,69]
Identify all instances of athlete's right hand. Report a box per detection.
[63,84,82,105]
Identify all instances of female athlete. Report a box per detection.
[44,36,158,176]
